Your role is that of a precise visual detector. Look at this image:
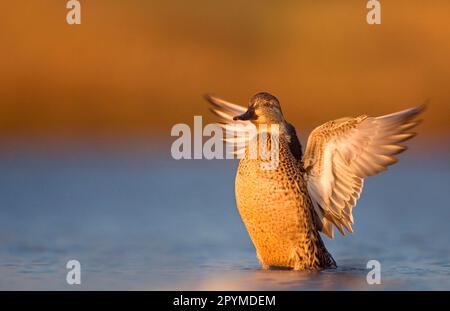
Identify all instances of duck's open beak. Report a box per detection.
[233,108,256,121]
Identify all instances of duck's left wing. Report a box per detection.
[302,106,424,239]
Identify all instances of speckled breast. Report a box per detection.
[234,142,315,267]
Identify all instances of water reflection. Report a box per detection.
[174,266,372,291]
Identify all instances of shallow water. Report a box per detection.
[0,146,449,290]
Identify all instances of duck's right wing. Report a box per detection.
[204,94,255,157]
[302,106,424,239]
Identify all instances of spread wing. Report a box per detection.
[204,94,254,157]
[302,106,425,239]
[205,94,305,160]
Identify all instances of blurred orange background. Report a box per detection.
[1,0,449,147]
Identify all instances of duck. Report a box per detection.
[206,92,424,270]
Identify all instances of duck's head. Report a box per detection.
[233,92,284,124]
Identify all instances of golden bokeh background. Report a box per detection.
[1,0,449,146]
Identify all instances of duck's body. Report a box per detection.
[236,133,336,269]
[206,92,423,270]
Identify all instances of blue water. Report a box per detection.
[0,145,449,290]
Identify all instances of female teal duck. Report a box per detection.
[206,92,423,270]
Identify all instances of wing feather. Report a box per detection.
[205,94,255,156]
[303,105,425,239]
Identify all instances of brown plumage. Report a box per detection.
[205,92,424,270]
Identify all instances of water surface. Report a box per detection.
[0,146,449,290]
